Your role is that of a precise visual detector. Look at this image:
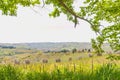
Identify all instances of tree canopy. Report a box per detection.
[0,0,120,54]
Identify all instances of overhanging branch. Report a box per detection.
[58,0,93,27]
[58,0,104,36]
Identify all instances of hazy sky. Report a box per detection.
[0,2,97,43]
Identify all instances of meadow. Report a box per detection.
[0,50,120,80]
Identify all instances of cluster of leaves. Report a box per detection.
[106,54,120,61]
[102,24,120,51]
[45,0,79,27]
[81,0,120,53]
[0,0,40,16]
[91,39,104,55]
[0,0,120,54]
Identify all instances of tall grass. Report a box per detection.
[93,63,120,80]
[0,65,23,80]
[0,63,119,80]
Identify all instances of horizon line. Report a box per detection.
[0,41,91,44]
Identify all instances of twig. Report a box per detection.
[30,6,42,16]
[58,0,93,27]
[42,0,45,8]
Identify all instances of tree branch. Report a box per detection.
[58,0,93,27]
[42,0,45,8]
[58,0,104,36]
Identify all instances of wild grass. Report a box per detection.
[0,53,120,80]
[0,60,119,80]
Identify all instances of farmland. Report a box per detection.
[0,43,119,80]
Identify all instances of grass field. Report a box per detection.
[0,52,120,80]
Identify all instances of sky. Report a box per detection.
[0,1,97,43]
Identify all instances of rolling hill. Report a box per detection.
[0,42,111,52]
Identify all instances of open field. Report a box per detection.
[0,50,113,64]
[0,44,119,80]
[0,50,120,80]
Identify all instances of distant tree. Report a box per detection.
[8,52,15,56]
[72,48,77,54]
[1,46,16,49]
[60,49,69,53]
[88,49,91,53]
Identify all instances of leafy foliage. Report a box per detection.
[0,0,40,15]
[80,0,120,53]
[91,39,104,55]
[106,54,120,61]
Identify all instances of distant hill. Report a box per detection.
[25,42,92,51]
[0,42,112,52]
